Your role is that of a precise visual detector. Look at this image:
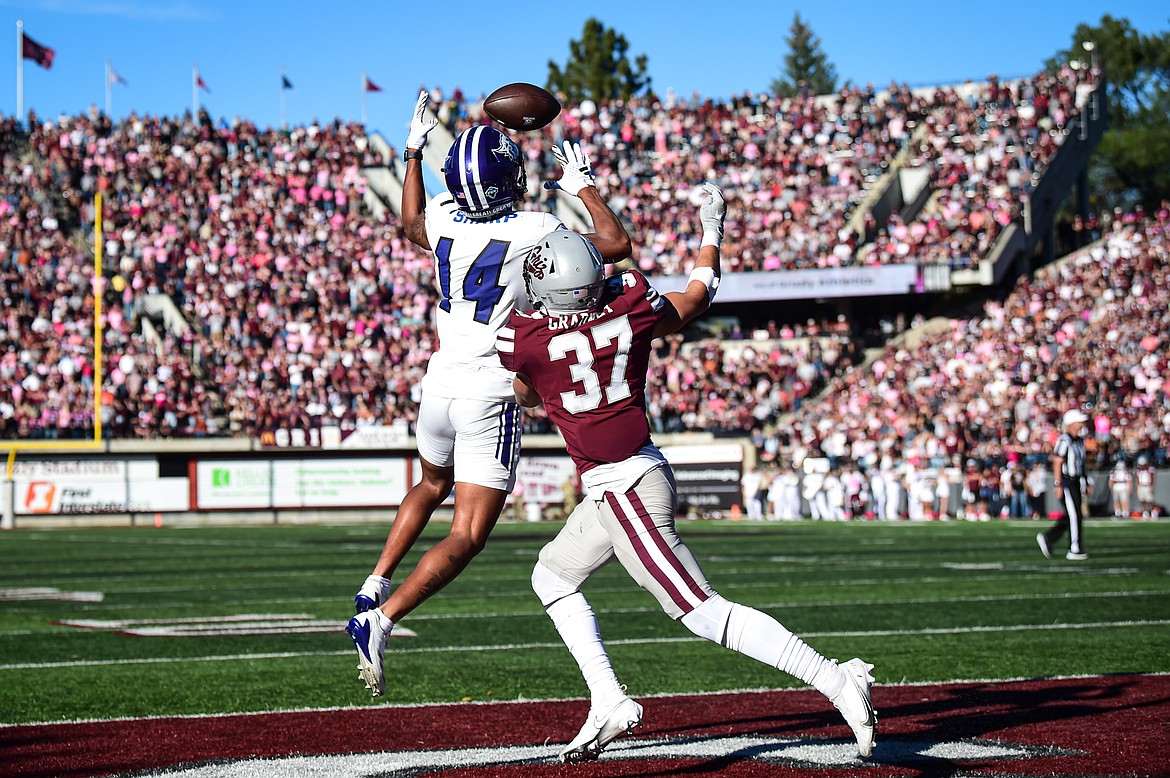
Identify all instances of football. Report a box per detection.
[483,83,561,132]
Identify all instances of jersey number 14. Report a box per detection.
[434,237,508,324]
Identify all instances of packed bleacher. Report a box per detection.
[767,210,1170,475]
[6,64,1165,479]
[436,64,1094,273]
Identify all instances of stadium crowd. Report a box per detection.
[4,65,1164,494]
[436,64,1094,273]
[761,210,1170,484]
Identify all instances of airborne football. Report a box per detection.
[483,82,561,131]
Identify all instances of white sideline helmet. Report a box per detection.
[523,230,605,315]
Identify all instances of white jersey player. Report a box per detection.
[347,91,631,698]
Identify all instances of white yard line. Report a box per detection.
[0,589,1164,633]
[2,618,1167,671]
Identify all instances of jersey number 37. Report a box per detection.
[547,315,634,414]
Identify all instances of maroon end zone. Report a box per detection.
[2,675,1167,777]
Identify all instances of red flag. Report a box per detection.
[22,33,55,70]
[197,74,209,92]
[364,75,382,93]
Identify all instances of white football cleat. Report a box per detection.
[354,574,391,613]
[832,658,877,757]
[559,695,643,763]
[346,610,391,696]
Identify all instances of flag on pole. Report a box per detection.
[196,73,209,92]
[363,75,382,93]
[107,63,127,86]
[22,33,55,69]
[281,74,294,90]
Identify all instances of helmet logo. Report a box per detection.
[484,185,499,199]
[492,134,520,164]
[525,245,547,280]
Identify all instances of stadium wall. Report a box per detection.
[0,435,749,528]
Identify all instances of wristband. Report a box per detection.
[403,149,424,162]
[688,266,720,302]
[700,230,722,249]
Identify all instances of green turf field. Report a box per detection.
[1,519,1167,724]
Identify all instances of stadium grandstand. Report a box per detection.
[2,63,1166,521]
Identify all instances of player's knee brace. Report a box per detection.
[680,593,734,645]
[531,561,579,607]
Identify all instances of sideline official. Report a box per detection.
[1037,410,1089,561]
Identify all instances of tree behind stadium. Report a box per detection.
[1046,14,1170,210]
[547,17,652,103]
[770,12,838,99]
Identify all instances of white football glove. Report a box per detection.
[405,90,438,150]
[697,183,726,239]
[544,141,596,196]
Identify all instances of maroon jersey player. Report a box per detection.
[497,185,877,764]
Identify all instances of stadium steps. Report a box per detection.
[847,121,931,242]
[361,99,450,220]
[362,133,401,218]
[776,316,952,424]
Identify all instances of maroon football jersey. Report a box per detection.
[499,270,666,475]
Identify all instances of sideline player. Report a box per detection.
[499,185,876,762]
[346,91,631,697]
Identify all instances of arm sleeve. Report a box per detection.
[1053,435,1069,459]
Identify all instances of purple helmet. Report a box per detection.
[443,125,526,218]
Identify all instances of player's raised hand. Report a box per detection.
[406,90,438,150]
[697,183,726,240]
[544,141,596,196]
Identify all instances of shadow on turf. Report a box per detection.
[628,676,1169,777]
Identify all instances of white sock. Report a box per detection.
[724,603,845,699]
[374,608,394,640]
[545,592,624,709]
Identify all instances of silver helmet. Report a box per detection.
[523,230,606,315]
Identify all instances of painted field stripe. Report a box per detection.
[0,587,104,602]
[1,568,1147,601]
[2,619,1168,671]
[0,590,1165,636]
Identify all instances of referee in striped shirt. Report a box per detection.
[1037,409,1089,561]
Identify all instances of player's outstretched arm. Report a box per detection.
[544,140,631,262]
[401,90,438,250]
[654,183,726,338]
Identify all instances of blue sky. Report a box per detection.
[3,1,1166,137]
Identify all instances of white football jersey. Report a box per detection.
[422,194,564,400]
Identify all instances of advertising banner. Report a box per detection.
[653,264,919,302]
[15,476,189,515]
[513,456,578,505]
[194,458,410,509]
[659,444,744,512]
